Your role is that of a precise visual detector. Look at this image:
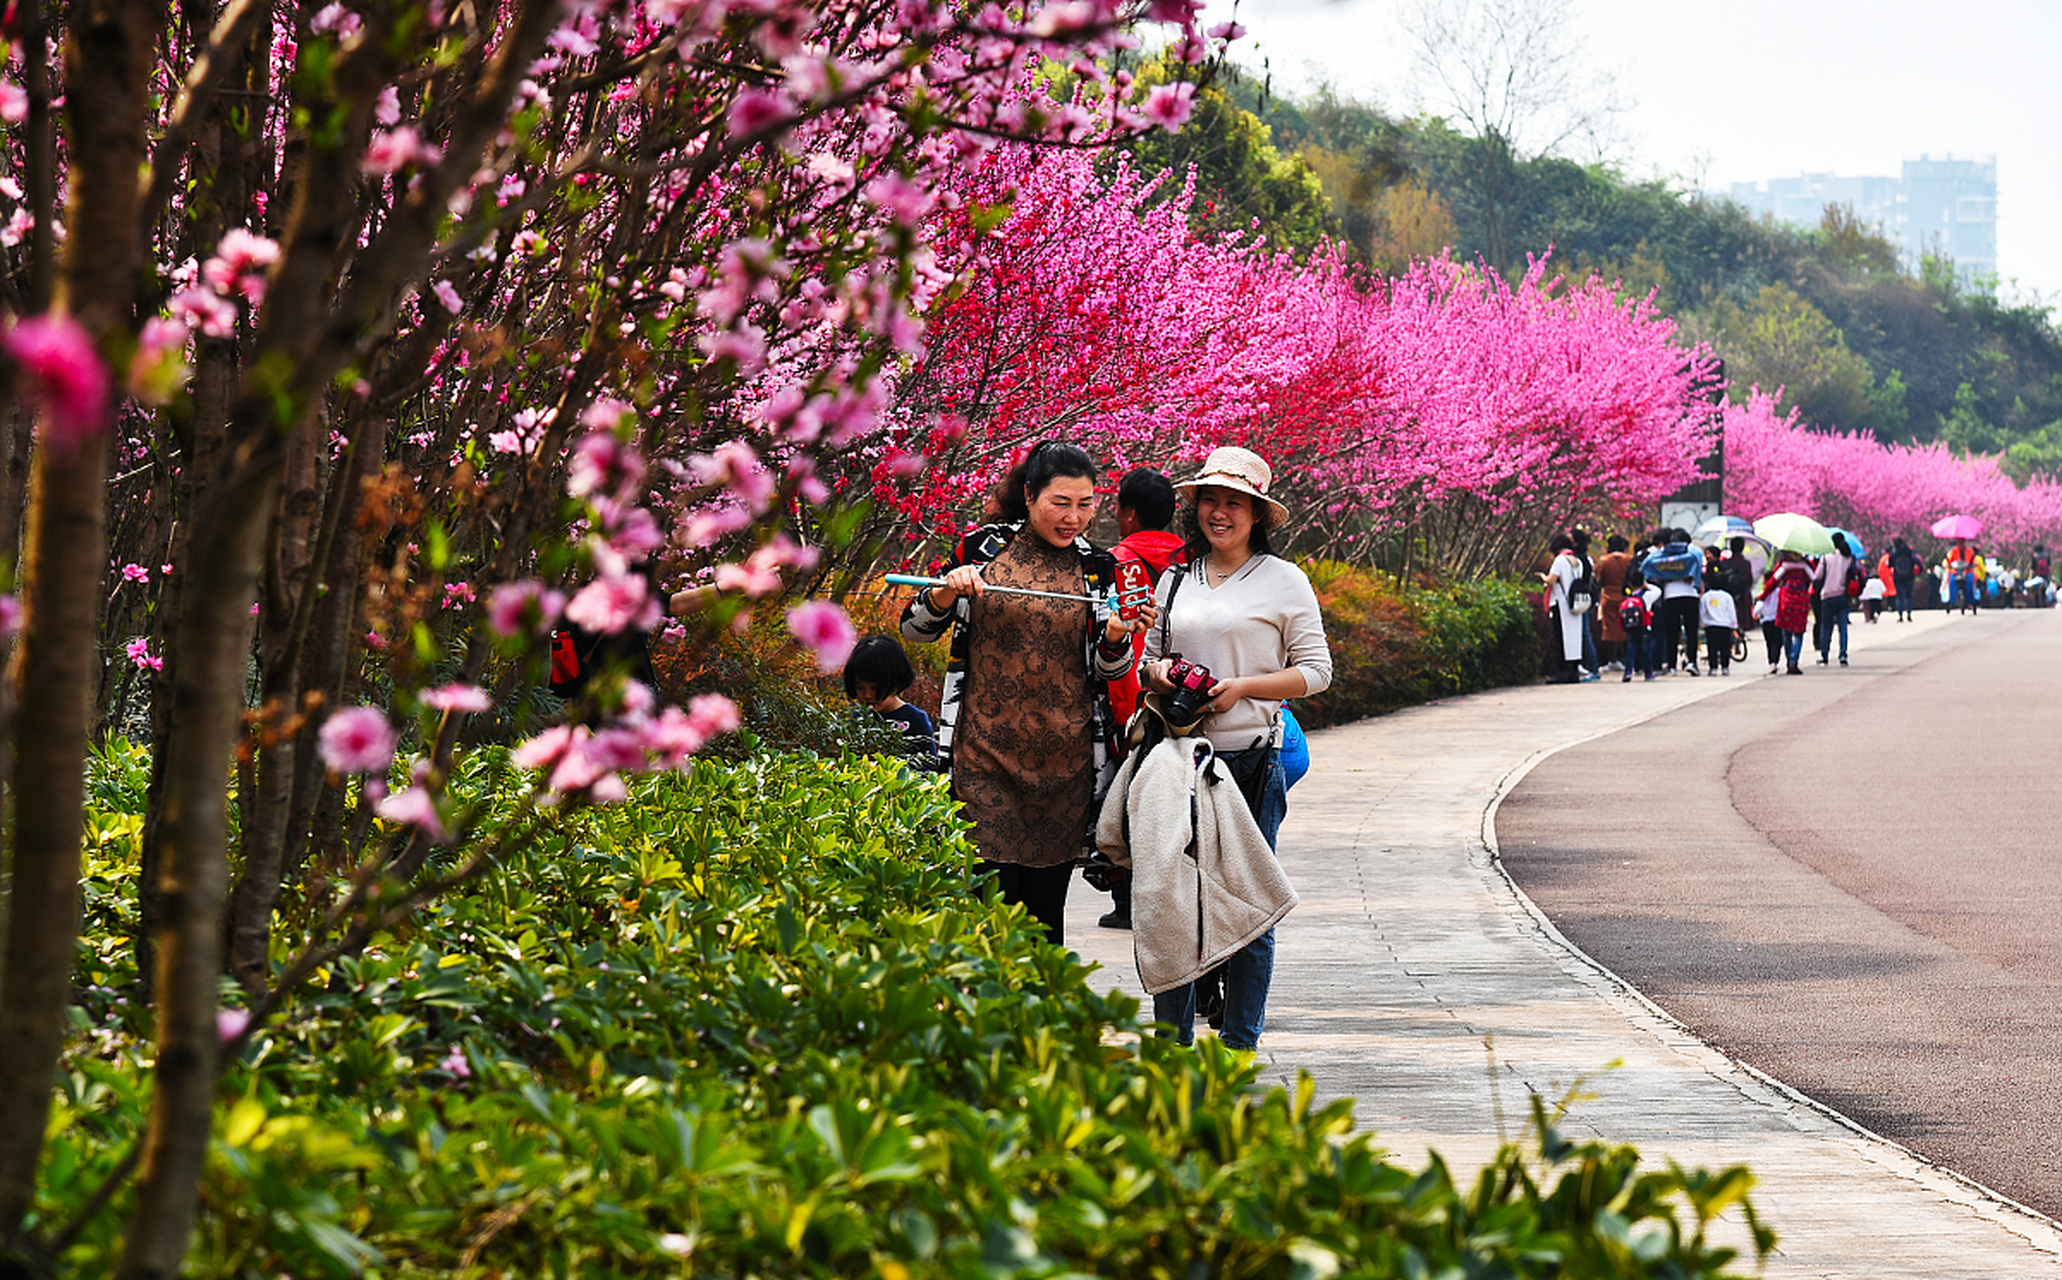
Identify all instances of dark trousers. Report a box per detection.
[1761,620,1784,665]
[1657,595,1700,669]
[980,860,1073,946]
[1704,625,1734,670]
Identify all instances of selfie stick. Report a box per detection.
[884,572,1103,605]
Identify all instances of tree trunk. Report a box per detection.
[275,412,387,940]
[1477,129,1515,276]
[116,444,273,1280]
[224,408,325,991]
[0,436,111,1244]
[0,0,154,1249]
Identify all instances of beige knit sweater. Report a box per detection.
[1096,736,1298,995]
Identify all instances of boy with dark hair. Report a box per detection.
[844,634,938,769]
[1617,584,1654,681]
[1116,466,1177,535]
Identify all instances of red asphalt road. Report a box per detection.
[1497,608,2062,1218]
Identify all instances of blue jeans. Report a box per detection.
[1949,570,1978,609]
[1154,747,1285,1051]
[1784,630,1805,666]
[1623,628,1654,676]
[1816,597,1850,661]
[1893,581,1912,616]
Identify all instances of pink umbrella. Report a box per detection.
[1930,514,1984,540]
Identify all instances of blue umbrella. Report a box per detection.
[1826,527,1866,560]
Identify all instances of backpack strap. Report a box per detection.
[1160,557,1188,656]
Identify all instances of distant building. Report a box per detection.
[1726,155,1997,287]
[1900,157,1997,282]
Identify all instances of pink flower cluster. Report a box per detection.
[170,227,278,340]
[5,314,110,452]
[512,689,741,803]
[867,146,1711,562]
[364,126,444,175]
[562,417,667,636]
[318,706,398,775]
[123,637,163,672]
[375,762,449,842]
[786,599,856,673]
[1725,389,2062,557]
[486,580,568,638]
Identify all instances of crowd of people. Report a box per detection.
[1541,526,2057,682]
[835,478,2058,1059]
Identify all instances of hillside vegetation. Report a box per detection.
[1123,69,2062,481]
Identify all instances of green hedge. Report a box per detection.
[1297,568,1538,730]
[39,745,1769,1277]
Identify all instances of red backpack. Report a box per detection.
[1617,593,1651,632]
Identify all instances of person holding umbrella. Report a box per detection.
[1931,514,1985,614]
[1752,514,1840,674]
[1944,540,1981,614]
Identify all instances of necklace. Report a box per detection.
[1207,553,1252,582]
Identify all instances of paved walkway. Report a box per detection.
[1065,609,2062,1278]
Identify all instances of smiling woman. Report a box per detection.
[900,441,1153,943]
[1138,446,1333,1051]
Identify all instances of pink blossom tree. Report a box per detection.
[1725,389,2062,558]
[848,149,1716,579]
[0,0,1225,1272]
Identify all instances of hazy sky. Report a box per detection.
[1229,0,2062,304]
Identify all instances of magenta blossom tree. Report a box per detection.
[1725,389,2062,558]
[843,146,1716,578]
[0,0,1230,1273]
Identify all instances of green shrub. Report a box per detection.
[1299,566,1536,729]
[37,746,1770,1278]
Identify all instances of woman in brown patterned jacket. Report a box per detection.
[902,441,1153,944]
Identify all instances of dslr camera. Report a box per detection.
[1160,654,1217,727]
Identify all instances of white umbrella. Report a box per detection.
[1753,513,1836,556]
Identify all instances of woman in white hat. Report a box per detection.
[1138,446,1332,1051]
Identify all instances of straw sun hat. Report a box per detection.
[1173,446,1290,524]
